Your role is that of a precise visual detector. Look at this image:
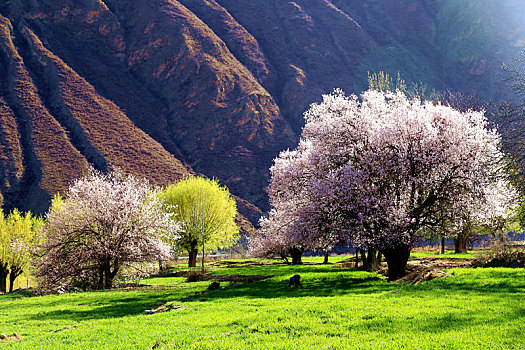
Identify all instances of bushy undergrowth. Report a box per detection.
[475,241,525,268]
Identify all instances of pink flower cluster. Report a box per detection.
[39,169,179,290]
[250,90,514,276]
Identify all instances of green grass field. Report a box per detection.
[410,250,478,259]
[1,257,524,349]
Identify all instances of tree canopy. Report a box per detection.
[159,177,239,268]
[0,209,43,293]
[39,169,178,290]
[250,89,516,280]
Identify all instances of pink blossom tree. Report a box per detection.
[255,89,509,280]
[39,169,178,290]
[249,145,346,264]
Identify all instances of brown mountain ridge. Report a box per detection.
[0,0,524,223]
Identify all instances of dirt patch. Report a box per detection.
[387,258,473,284]
[332,257,359,269]
[142,302,185,315]
[393,265,453,284]
[0,333,22,341]
[334,256,473,284]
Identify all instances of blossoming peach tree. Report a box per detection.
[39,169,179,290]
[250,89,515,280]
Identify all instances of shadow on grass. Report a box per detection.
[12,266,524,326]
[22,289,197,322]
[210,263,355,277]
[191,270,395,300]
[19,268,392,322]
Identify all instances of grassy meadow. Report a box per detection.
[0,256,524,349]
[409,250,478,259]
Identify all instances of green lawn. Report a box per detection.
[410,250,478,259]
[0,258,524,349]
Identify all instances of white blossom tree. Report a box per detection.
[252,89,513,280]
[39,169,179,290]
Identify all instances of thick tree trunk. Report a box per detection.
[9,266,23,293]
[355,250,359,268]
[104,263,111,289]
[98,260,119,289]
[188,247,198,267]
[104,261,119,289]
[0,262,8,294]
[362,248,379,271]
[383,245,411,281]
[290,248,303,265]
[368,248,381,270]
[441,236,445,254]
[323,250,329,264]
[453,238,467,254]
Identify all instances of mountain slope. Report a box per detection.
[0,0,524,218]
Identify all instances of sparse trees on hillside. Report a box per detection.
[252,89,511,280]
[159,177,239,268]
[491,50,525,195]
[39,169,178,290]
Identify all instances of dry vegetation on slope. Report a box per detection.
[0,0,523,220]
[0,14,88,213]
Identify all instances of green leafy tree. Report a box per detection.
[5,210,43,292]
[0,209,43,293]
[0,211,9,293]
[159,177,239,268]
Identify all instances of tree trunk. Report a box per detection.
[9,266,23,293]
[290,248,303,265]
[359,249,368,271]
[188,247,198,267]
[323,250,329,264]
[362,248,379,271]
[441,236,445,254]
[369,248,380,270]
[0,262,8,294]
[104,260,119,289]
[355,249,359,268]
[383,245,411,281]
[453,238,467,254]
[104,263,112,289]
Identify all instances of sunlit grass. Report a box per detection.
[410,249,478,259]
[0,259,523,349]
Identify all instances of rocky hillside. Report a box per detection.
[0,0,524,219]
